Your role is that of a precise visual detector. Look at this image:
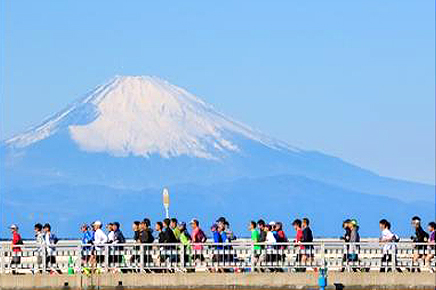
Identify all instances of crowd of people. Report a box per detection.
[7,215,436,274]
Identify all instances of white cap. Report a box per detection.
[9,224,18,229]
[269,221,276,226]
[93,220,102,226]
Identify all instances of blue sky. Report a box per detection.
[1,1,434,184]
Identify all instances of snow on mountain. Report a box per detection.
[1,76,434,204]
[6,76,298,160]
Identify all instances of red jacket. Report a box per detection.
[12,232,22,252]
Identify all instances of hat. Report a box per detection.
[216,217,226,223]
[9,224,18,230]
[190,218,198,224]
[269,221,276,226]
[350,219,358,227]
[178,221,186,227]
[93,220,102,226]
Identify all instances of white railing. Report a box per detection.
[0,241,434,274]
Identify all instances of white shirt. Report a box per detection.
[107,231,115,243]
[44,233,55,255]
[94,228,108,249]
[266,231,277,244]
[380,229,396,253]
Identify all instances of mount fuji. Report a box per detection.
[1,76,434,238]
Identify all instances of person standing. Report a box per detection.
[10,224,22,274]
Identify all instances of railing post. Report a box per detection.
[321,242,325,269]
[180,244,185,271]
[0,244,4,274]
[42,245,47,273]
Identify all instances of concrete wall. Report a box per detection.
[0,272,435,289]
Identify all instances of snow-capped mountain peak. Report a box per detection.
[5,76,297,159]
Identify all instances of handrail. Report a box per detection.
[0,241,434,274]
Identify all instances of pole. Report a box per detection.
[163,188,170,218]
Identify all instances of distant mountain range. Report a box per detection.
[1,76,434,238]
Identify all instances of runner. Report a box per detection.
[302,218,314,265]
[43,223,61,274]
[34,223,45,272]
[379,219,400,272]
[410,216,429,272]
[92,221,108,265]
[425,221,435,272]
[190,218,207,268]
[170,218,181,241]
[9,224,22,274]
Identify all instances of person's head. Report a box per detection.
[216,217,226,227]
[143,218,151,228]
[80,224,89,233]
[218,223,225,233]
[274,222,283,231]
[257,219,266,230]
[132,221,140,232]
[343,219,351,230]
[170,218,178,229]
[139,221,146,231]
[411,216,421,229]
[428,222,436,233]
[190,218,199,230]
[9,224,18,234]
[93,221,102,230]
[155,221,163,232]
[106,223,114,232]
[265,224,272,232]
[302,218,310,229]
[379,219,390,231]
[292,219,302,231]
[163,218,171,229]
[43,223,51,233]
[178,222,187,232]
[211,223,218,232]
[350,219,358,229]
[34,223,43,233]
[113,222,120,231]
[249,221,257,231]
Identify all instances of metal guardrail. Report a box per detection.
[0,241,434,274]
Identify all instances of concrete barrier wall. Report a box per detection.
[0,273,435,289]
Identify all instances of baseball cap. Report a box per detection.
[178,222,186,227]
[269,221,276,226]
[190,218,199,224]
[9,224,18,229]
[93,220,102,226]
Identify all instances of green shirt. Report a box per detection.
[251,229,261,250]
[172,227,181,241]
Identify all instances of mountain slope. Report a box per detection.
[1,76,434,204]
